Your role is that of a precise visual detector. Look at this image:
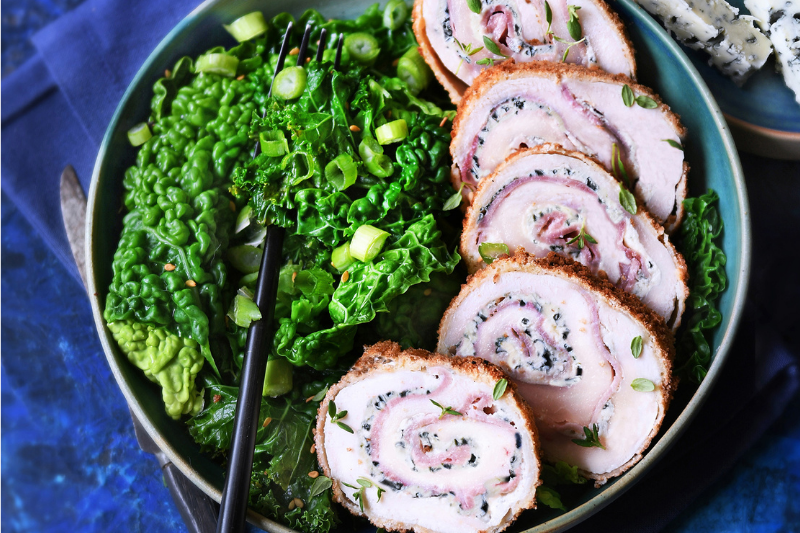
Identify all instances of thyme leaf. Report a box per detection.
[619,187,637,215]
[635,95,658,109]
[565,225,596,249]
[483,35,507,57]
[631,335,643,358]
[493,378,508,400]
[567,5,583,40]
[631,378,656,392]
[430,399,463,419]
[443,183,465,211]
[664,139,683,150]
[621,84,635,107]
[466,0,482,13]
[572,424,605,449]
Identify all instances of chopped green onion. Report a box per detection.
[358,136,384,161]
[344,33,381,64]
[262,358,293,397]
[351,225,390,262]
[235,204,253,233]
[226,245,262,273]
[259,130,288,157]
[282,150,315,185]
[325,154,358,191]
[383,0,410,29]
[375,119,408,145]
[364,154,394,178]
[272,66,307,100]
[195,53,239,77]
[127,123,152,147]
[478,242,510,264]
[331,242,355,271]
[227,293,262,328]
[397,46,433,95]
[223,12,268,42]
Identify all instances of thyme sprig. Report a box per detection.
[327,400,354,433]
[430,399,463,419]
[343,477,385,512]
[566,225,597,249]
[572,424,605,449]
[453,37,484,75]
[545,2,586,61]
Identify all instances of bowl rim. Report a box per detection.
[85,0,751,531]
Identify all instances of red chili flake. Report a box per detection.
[439,116,448,128]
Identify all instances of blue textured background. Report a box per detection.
[2,1,799,532]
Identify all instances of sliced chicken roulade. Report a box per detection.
[437,253,675,484]
[451,62,688,230]
[412,0,636,103]
[316,341,541,533]
[461,145,688,330]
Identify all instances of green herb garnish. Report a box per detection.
[309,475,333,498]
[453,37,484,75]
[430,399,463,418]
[631,378,656,392]
[572,424,605,449]
[483,35,508,58]
[493,378,508,400]
[566,5,583,40]
[566,225,597,249]
[328,400,354,433]
[343,477,385,512]
[664,139,684,150]
[622,84,635,107]
[611,143,631,188]
[537,486,567,511]
[311,385,329,402]
[631,336,643,358]
[466,0,482,14]
[635,95,658,109]
[619,188,637,215]
[443,183,465,211]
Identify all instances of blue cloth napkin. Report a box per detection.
[1,0,798,531]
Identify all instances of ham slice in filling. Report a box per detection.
[450,62,689,230]
[461,145,688,330]
[437,253,675,483]
[412,0,636,103]
[316,342,541,533]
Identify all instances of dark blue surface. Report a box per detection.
[1,1,799,532]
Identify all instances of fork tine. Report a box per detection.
[296,24,313,66]
[334,33,344,70]
[252,22,295,159]
[316,28,328,62]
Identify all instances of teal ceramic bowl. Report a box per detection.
[86,0,751,531]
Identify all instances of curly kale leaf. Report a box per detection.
[188,386,338,533]
[676,189,727,383]
[330,215,460,324]
[108,320,204,419]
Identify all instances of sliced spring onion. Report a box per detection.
[240,271,258,287]
[223,12,268,42]
[375,119,408,145]
[325,154,358,191]
[344,33,381,64]
[282,150,315,185]
[358,136,384,161]
[226,245,262,273]
[478,242,510,264]
[195,53,239,77]
[383,0,410,30]
[227,293,262,328]
[397,46,432,95]
[350,225,390,262]
[262,358,293,397]
[272,66,307,100]
[127,123,152,146]
[331,242,354,271]
[364,154,394,178]
[259,130,288,157]
[235,204,253,233]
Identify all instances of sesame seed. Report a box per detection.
[293,498,304,509]
[292,271,298,283]
[306,57,311,63]
[305,396,314,403]
[345,102,350,110]
[164,263,176,271]
[424,288,433,296]
[392,58,400,67]
[346,447,352,452]
[342,271,350,283]
[289,47,300,56]
[310,444,317,454]
[439,116,448,127]
[262,417,272,428]
[349,125,361,132]
[308,471,320,478]
[213,394,222,403]
[165,69,172,78]
[288,501,296,511]
[386,110,392,118]
[229,200,236,212]
[186,280,197,287]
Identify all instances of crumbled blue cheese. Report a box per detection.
[635,0,773,84]
[744,0,800,103]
